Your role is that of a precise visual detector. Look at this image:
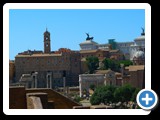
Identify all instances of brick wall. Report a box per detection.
[9,86,27,109]
[9,87,81,109]
[15,52,81,87]
[129,70,144,89]
[26,88,81,109]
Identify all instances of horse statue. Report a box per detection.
[86,33,94,40]
[141,27,145,35]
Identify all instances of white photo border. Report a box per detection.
[3,3,151,115]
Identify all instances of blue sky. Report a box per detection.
[9,9,145,60]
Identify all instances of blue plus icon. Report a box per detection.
[137,89,158,110]
[142,93,153,105]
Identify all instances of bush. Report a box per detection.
[131,88,140,102]
[90,95,101,105]
[90,84,140,105]
[90,85,116,105]
[118,60,133,67]
[102,59,133,72]
[73,95,81,103]
[114,84,134,102]
[86,56,99,74]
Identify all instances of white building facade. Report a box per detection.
[129,32,145,60]
[79,30,145,61]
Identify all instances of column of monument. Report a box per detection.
[31,72,38,88]
[35,74,37,88]
[79,75,82,97]
[50,74,52,88]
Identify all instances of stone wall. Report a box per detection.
[9,87,81,109]
[26,88,81,109]
[15,52,81,87]
[26,93,48,109]
[129,70,144,88]
[26,96,43,109]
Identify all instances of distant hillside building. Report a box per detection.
[116,42,134,60]
[117,29,145,60]
[124,65,145,88]
[79,30,145,61]
[79,65,144,97]
[15,29,81,88]
[132,48,145,65]
[79,35,124,73]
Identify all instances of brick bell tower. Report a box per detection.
[44,28,51,53]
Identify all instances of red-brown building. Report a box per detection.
[14,30,81,88]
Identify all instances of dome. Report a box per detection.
[134,29,145,41]
[134,35,145,41]
[134,50,145,59]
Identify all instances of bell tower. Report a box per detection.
[44,28,51,53]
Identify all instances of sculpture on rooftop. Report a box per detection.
[86,33,94,40]
[141,27,145,35]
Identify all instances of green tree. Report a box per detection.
[114,84,135,102]
[131,88,140,102]
[103,58,110,70]
[90,84,139,105]
[90,85,116,105]
[90,95,101,105]
[86,56,99,74]
[103,59,133,72]
[102,58,120,72]
[118,60,133,67]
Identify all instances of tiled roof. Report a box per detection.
[80,50,98,53]
[80,49,109,54]
[125,65,144,71]
[16,53,62,57]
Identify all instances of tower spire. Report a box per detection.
[44,28,51,53]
